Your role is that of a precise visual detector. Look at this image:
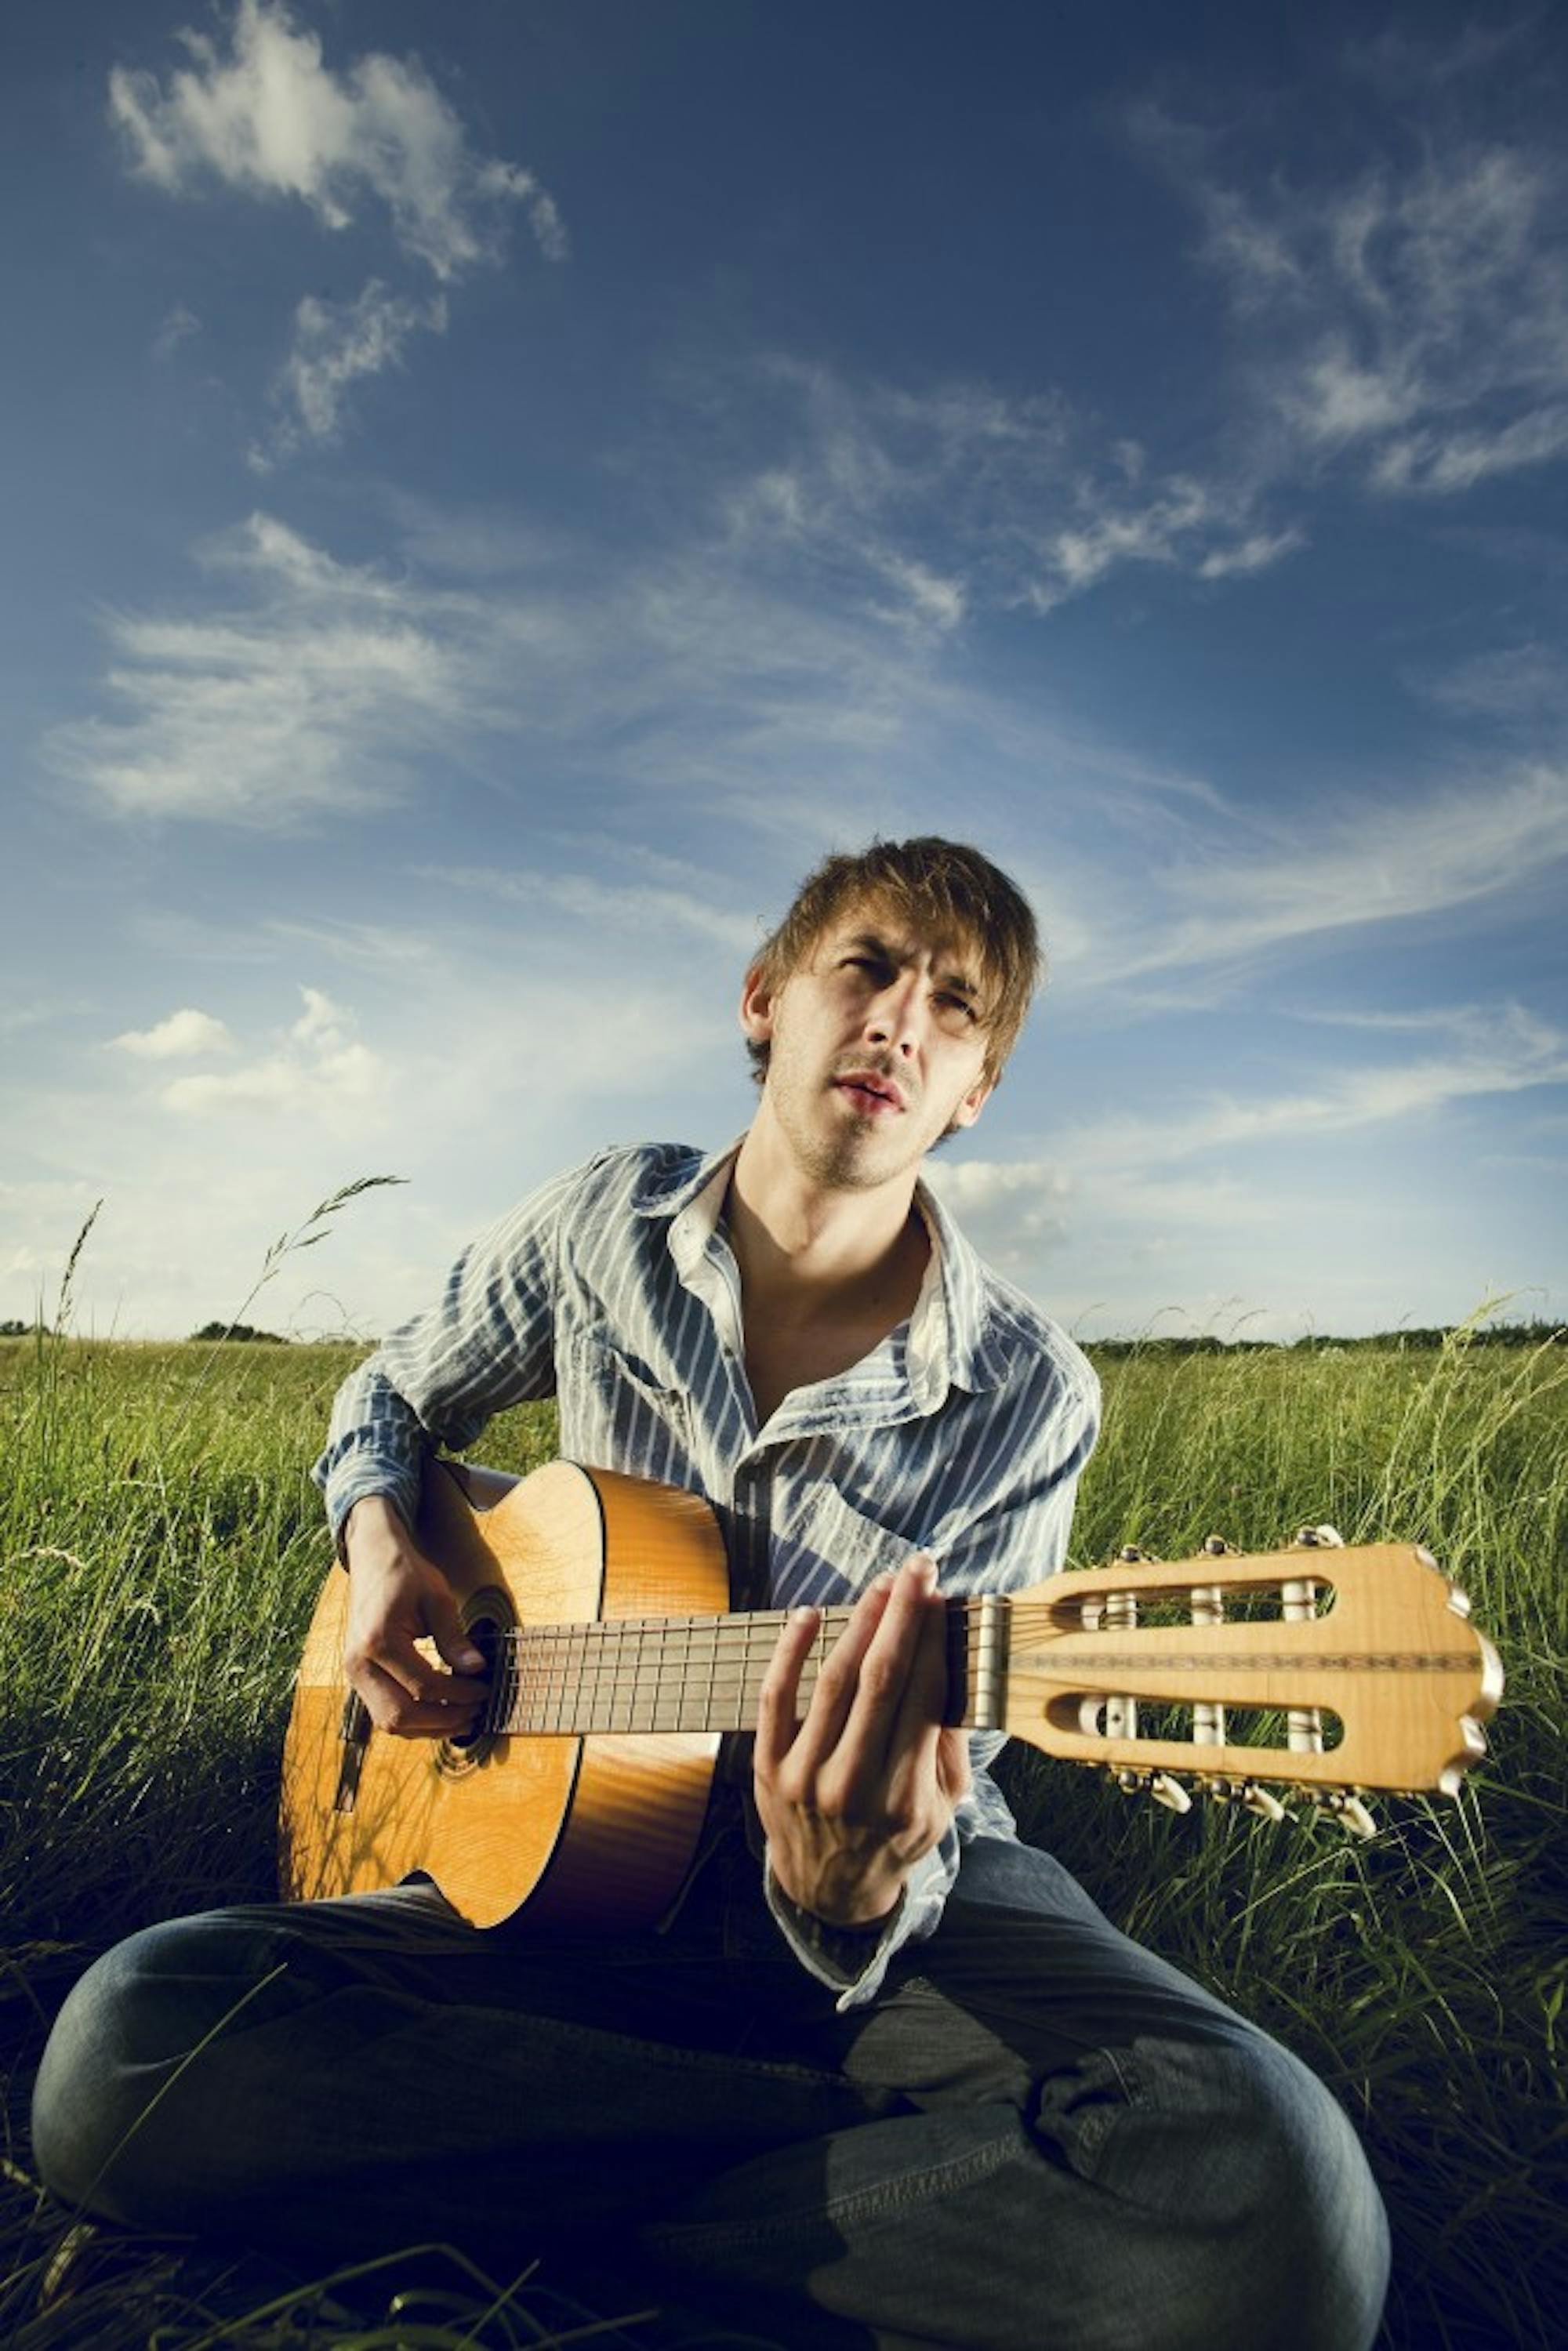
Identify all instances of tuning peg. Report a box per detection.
[1307,1788,1377,1838]
[1109,1768,1192,1813]
[1202,1535,1237,1556]
[1294,1523,1345,1548]
[1116,1544,1148,1562]
[1239,1782,1287,1823]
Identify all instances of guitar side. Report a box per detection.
[279,1460,728,1930]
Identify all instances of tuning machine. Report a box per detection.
[1110,1767,1192,1813]
[1294,1523,1345,1548]
[1305,1787,1377,1838]
[1201,1775,1287,1823]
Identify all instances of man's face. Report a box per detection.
[741,898,996,1190]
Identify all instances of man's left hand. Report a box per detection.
[754,1555,971,1928]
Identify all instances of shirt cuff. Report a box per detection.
[763,1854,906,2001]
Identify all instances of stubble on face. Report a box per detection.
[760,921,992,1194]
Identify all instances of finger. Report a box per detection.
[755,1607,821,1773]
[347,1618,489,1712]
[351,1656,487,1739]
[372,1634,491,1711]
[878,1576,953,1792]
[784,1572,900,1778]
[424,1580,489,1678]
[937,1723,972,1801]
[832,1556,940,1783]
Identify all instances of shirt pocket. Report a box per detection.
[768,1479,920,1606]
[557,1334,694,1484]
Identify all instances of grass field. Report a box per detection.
[1,1312,1564,2348]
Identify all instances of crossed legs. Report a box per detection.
[31,1837,1389,2350]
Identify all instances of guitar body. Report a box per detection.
[279,1459,728,1929]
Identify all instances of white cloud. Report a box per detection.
[1151,111,1568,504]
[42,513,474,824]
[1416,642,1568,724]
[108,0,565,279]
[422,865,764,955]
[162,985,389,1127]
[1063,1011,1568,1171]
[111,1007,234,1059]
[1117,763,1568,983]
[291,985,351,1050]
[724,358,1301,622]
[1195,528,1307,579]
[253,280,447,463]
[152,302,201,361]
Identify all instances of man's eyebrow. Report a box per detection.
[841,930,985,1004]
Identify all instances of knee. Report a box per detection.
[1087,2032,1388,2351]
[31,1914,270,2229]
[1218,2037,1391,2351]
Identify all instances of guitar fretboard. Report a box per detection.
[488,1602,986,1736]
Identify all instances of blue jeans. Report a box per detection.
[31,1834,1388,2349]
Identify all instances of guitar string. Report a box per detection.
[467,1595,1470,1736]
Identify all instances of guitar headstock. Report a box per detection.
[1004,1527,1502,1834]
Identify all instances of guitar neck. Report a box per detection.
[489,1596,999,1738]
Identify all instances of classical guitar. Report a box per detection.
[278,1458,1503,1930]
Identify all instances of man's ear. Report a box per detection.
[948,1072,996,1132]
[739,964,777,1047]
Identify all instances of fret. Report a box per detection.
[492,1598,988,1739]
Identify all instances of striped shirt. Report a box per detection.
[315,1137,1100,2005]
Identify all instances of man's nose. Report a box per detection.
[865,977,923,1054]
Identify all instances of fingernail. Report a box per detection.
[911,1555,938,1587]
[874,1571,898,1591]
[459,1649,485,1672]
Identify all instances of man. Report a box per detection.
[33,838,1390,2349]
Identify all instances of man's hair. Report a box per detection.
[746,836,1043,1088]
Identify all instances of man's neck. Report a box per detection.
[727,1114,929,1328]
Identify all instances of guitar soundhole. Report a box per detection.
[437,1588,514,1776]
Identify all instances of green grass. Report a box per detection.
[1,1320,1564,2347]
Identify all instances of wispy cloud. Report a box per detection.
[720,358,1302,622]
[1063,1009,1568,1171]
[1410,641,1568,726]
[253,281,448,466]
[110,0,564,462]
[40,498,1220,849]
[421,864,764,955]
[111,1007,234,1060]
[152,302,201,361]
[1116,763,1568,982]
[42,514,477,824]
[109,0,565,276]
[1138,101,1568,505]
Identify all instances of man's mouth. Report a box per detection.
[833,1070,906,1114]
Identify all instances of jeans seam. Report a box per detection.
[646,2128,1016,2252]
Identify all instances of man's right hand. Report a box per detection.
[341,1495,491,1738]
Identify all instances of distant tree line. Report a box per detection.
[188,1321,290,1344]
[1088,1321,1565,1359]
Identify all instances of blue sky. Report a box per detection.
[4,0,1566,1343]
